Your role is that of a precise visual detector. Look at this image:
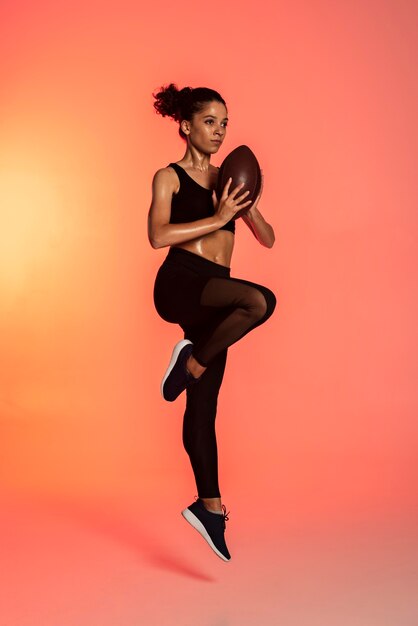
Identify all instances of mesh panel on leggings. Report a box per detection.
[192,277,269,367]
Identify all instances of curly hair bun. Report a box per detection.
[153,83,193,121]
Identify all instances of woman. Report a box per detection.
[148,83,276,561]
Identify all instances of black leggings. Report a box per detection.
[153,247,276,498]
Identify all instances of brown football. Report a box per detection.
[215,145,262,220]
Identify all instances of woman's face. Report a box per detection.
[182,100,228,154]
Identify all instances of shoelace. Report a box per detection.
[221,504,230,521]
[221,504,230,529]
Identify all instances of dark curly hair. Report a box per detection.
[152,82,227,140]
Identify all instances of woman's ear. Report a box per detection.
[181,119,190,135]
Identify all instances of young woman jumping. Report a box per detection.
[148,83,276,561]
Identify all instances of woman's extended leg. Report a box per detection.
[182,342,228,501]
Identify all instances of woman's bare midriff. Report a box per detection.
[173,229,234,268]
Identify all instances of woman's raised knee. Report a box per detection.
[253,286,276,325]
[264,288,277,318]
[246,288,268,321]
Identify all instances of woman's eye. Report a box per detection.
[205,120,228,127]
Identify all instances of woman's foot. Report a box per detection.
[181,497,231,561]
[161,339,200,402]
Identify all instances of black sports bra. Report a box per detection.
[168,162,235,235]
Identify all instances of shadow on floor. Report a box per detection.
[34,492,217,583]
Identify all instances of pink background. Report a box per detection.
[1,1,417,624]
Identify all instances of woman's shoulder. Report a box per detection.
[152,165,180,195]
[152,163,180,179]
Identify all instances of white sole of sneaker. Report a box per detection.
[181,507,230,561]
[160,339,193,399]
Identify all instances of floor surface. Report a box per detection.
[1,487,417,626]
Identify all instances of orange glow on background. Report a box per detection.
[1,1,417,624]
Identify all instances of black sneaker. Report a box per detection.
[181,497,231,561]
[161,339,199,402]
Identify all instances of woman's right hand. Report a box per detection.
[212,178,253,223]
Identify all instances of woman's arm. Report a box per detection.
[148,168,252,249]
[147,168,224,249]
[241,205,275,248]
[241,173,275,248]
